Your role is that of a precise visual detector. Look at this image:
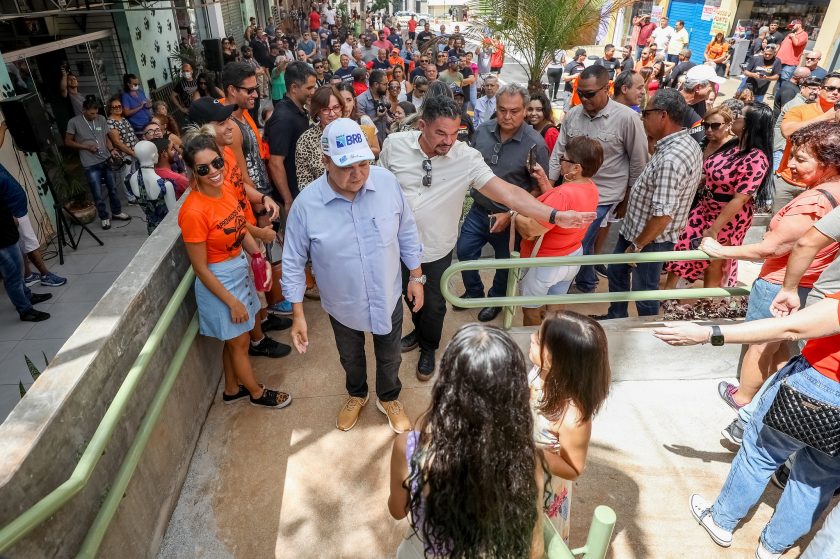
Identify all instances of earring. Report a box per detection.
[563,172,575,182]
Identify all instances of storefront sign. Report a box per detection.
[701,0,721,21]
[710,9,731,36]
[651,6,663,23]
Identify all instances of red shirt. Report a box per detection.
[637,23,656,47]
[353,81,368,96]
[776,30,809,66]
[520,180,599,257]
[309,11,321,31]
[802,292,840,382]
[407,19,417,32]
[156,168,189,199]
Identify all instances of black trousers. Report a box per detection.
[329,300,402,402]
[401,251,452,353]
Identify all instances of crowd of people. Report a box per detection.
[4,2,840,555]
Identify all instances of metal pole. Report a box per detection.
[570,505,617,559]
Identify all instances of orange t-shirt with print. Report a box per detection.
[802,292,840,382]
[223,146,256,225]
[759,187,840,287]
[219,98,269,160]
[178,182,248,264]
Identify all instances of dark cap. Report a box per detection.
[448,55,459,64]
[575,48,587,58]
[188,97,237,125]
[450,85,464,96]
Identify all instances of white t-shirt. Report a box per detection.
[668,28,689,56]
[324,8,337,25]
[651,25,674,51]
[379,131,496,262]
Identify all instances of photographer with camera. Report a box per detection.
[59,63,85,116]
[356,69,390,143]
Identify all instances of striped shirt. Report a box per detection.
[620,129,702,244]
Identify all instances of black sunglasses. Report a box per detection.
[195,156,225,176]
[422,159,432,187]
[577,85,606,100]
[641,108,665,118]
[236,85,260,95]
[490,143,502,166]
[703,122,725,131]
[823,85,840,93]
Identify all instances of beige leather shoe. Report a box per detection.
[336,395,369,431]
[376,399,411,434]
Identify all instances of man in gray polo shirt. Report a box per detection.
[456,84,549,322]
[548,64,648,293]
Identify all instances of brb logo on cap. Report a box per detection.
[335,132,364,149]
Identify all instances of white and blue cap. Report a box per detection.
[320,118,375,167]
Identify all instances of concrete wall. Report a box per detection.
[113,1,182,91]
[0,212,222,558]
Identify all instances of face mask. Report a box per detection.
[182,72,192,80]
[130,84,139,91]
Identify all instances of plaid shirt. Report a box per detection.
[621,129,702,244]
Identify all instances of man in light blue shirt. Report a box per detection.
[473,75,498,128]
[282,118,424,434]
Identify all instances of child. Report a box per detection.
[527,310,611,542]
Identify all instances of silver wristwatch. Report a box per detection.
[409,274,427,285]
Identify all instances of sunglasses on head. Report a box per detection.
[195,156,225,176]
[422,159,432,187]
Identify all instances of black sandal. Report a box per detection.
[249,387,292,409]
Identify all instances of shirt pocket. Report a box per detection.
[372,213,399,247]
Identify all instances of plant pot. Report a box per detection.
[65,202,97,225]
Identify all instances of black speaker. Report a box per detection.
[203,38,224,72]
[0,93,53,153]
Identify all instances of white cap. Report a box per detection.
[320,118,375,167]
[686,64,726,85]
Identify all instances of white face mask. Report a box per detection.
[182,72,192,80]
[130,84,139,91]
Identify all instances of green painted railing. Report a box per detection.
[0,268,197,556]
[441,250,751,329]
[544,506,617,559]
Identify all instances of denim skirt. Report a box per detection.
[195,252,259,340]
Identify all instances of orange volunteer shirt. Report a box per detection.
[178,183,248,264]
[802,292,840,382]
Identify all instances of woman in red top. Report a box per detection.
[514,137,601,326]
[525,93,559,154]
[178,130,291,409]
[700,122,840,416]
[654,292,840,556]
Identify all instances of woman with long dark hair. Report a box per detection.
[525,93,558,153]
[705,32,729,77]
[665,102,774,289]
[388,324,545,559]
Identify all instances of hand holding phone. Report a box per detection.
[527,145,537,173]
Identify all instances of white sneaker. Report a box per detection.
[755,540,781,559]
[689,494,732,547]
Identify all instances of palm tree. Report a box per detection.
[467,0,632,93]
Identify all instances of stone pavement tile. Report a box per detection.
[0,337,67,386]
[0,340,19,363]
[25,301,97,341]
[49,252,105,275]
[90,249,142,273]
[51,271,120,304]
[0,314,36,342]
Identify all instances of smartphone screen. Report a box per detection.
[527,145,537,173]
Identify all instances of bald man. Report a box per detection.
[803,50,827,80]
[774,66,811,119]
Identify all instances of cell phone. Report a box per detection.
[527,145,537,173]
[739,63,748,69]
[688,237,704,250]
[489,215,497,230]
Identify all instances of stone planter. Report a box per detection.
[66,202,97,225]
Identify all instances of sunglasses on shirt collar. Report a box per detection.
[422,159,432,187]
[195,156,225,176]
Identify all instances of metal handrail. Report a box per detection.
[544,505,617,559]
[0,268,196,553]
[440,250,751,329]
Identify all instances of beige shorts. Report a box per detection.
[16,213,40,253]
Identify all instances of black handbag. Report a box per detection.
[763,381,840,457]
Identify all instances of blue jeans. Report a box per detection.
[605,234,674,318]
[711,356,840,554]
[456,206,514,300]
[574,202,613,292]
[780,64,797,81]
[0,243,33,314]
[84,161,122,219]
[802,501,840,558]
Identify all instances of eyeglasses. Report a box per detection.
[235,85,260,95]
[314,64,324,69]
[320,104,342,115]
[143,127,162,136]
[422,159,432,187]
[195,156,225,176]
[388,85,401,90]
[490,142,502,166]
[559,157,578,165]
[641,108,665,118]
[110,104,122,110]
[823,85,840,93]
[577,85,606,99]
[703,121,725,130]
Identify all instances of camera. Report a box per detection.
[375,100,388,114]
[739,63,748,70]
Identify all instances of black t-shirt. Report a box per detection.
[596,57,622,80]
[416,30,434,45]
[746,55,782,96]
[0,203,19,249]
[265,97,310,198]
[768,31,786,46]
[460,65,474,102]
[371,58,391,71]
[410,67,426,81]
[665,60,696,88]
[564,61,585,93]
[620,57,635,74]
[683,105,705,144]
[334,67,354,82]
[774,80,800,117]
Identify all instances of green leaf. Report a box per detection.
[19,381,26,398]
[24,354,41,382]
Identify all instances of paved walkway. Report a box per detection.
[0,206,149,421]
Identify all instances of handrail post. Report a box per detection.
[569,505,617,559]
[503,250,520,330]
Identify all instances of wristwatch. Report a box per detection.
[408,274,427,285]
[628,242,642,253]
[548,209,558,224]
[710,325,725,346]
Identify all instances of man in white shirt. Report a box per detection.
[650,16,674,54]
[340,34,354,58]
[379,95,595,380]
[667,20,689,64]
[473,75,498,127]
[324,4,336,26]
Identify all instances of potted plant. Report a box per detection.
[42,149,97,224]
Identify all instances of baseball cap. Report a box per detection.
[320,118,375,167]
[788,19,802,28]
[686,64,726,85]
[448,55,459,64]
[392,48,400,55]
[189,97,237,124]
[451,85,464,96]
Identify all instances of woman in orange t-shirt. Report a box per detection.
[178,130,291,409]
[700,121,840,414]
[654,292,840,550]
[514,137,602,326]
